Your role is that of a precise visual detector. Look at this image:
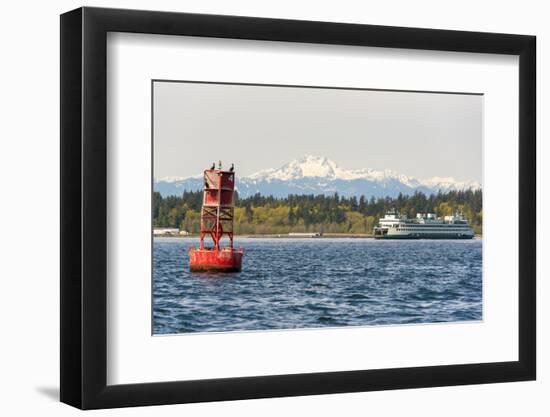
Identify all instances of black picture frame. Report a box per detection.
[60,6,536,410]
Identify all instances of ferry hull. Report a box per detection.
[189,248,243,272]
[374,233,474,240]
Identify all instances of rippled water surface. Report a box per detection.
[153,238,482,334]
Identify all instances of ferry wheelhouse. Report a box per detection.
[374,211,475,239]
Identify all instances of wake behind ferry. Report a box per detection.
[374,211,475,239]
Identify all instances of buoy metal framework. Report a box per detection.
[188,164,243,272]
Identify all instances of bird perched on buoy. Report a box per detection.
[229,163,234,172]
[218,160,222,170]
[210,162,215,170]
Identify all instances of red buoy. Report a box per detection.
[189,162,243,272]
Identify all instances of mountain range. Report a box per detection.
[154,155,481,199]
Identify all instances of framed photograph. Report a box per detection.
[60,7,536,409]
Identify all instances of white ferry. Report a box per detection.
[374,211,475,239]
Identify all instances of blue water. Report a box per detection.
[153,238,482,334]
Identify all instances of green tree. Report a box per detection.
[153,188,482,236]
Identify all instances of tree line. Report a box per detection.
[153,189,482,235]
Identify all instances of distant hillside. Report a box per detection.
[153,188,483,236]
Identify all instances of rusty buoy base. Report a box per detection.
[189,247,243,272]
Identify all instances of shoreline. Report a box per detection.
[154,234,483,239]
[154,234,373,239]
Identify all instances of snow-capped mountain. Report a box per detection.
[154,155,481,199]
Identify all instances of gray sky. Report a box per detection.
[153,81,482,182]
